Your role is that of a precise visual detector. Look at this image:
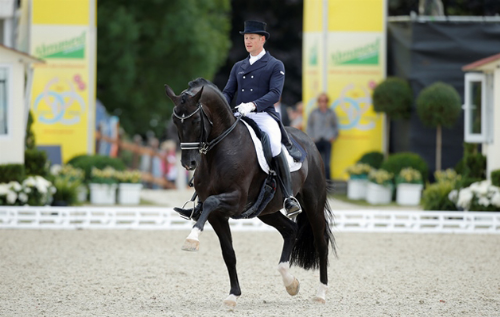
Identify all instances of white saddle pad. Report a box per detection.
[241,120,302,175]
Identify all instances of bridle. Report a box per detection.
[173,101,240,155]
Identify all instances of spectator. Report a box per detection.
[290,101,304,130]
[306,93,339,181]
[274,98,291,126]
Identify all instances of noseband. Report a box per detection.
[173,102,240,155]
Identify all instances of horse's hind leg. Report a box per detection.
[258,212,300,296]
[301,187,332,304]
[208,216,241,309]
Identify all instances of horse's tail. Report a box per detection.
[290,199,336,270]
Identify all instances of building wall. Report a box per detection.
[0,53,26,165]
[484,67,500,179]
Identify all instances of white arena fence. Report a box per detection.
[0,206,499,234]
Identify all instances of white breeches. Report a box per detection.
[245,112,282,157]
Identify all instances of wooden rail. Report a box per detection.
[95,131,176,189]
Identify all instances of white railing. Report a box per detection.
[0,206,499,234]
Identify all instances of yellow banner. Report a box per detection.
[303,0,386,180]
[29,0,96,163]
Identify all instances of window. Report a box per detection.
[464,72,492,143]
[0,67,8,136]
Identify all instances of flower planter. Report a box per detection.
[347,179,368,200]
[89,183,117,205]
[118,183,143,205]
[366,182,392,205]
[77,185,88,202]
[396,183,423,206]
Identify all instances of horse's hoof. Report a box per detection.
[222,294,238,310]
[181,238,199,251]
[285,277,300,296]
[312,296,326,304]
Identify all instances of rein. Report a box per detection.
[173,102,240,155]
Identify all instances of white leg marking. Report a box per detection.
[223,294,239,310]
[313,283,328,304]
[182,227,202,251]
[277,262,295,286]
[186,227,201,241]
[278,262,300,296]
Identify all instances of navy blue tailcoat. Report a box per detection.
[222,52,285,119]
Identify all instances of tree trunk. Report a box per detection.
[436,125,442,172]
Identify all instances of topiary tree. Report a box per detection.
[372,77,413,155]
[416,82,461,171]
[357,151,385,169]
[25,110,36,150]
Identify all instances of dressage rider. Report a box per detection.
[222,20,301,218]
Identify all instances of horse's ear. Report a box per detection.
[164,84,180,104]
[192,86,204,104]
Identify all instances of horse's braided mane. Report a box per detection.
[187,78,232,111]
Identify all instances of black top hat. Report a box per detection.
[239,20,270,40]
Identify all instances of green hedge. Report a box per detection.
[380,152,428,182]
[492,170,500,187]
[67,154,126,183]
[25,149,49,177]
[357,151,384,169]
[455,153,486,180]
[0,164,25,183]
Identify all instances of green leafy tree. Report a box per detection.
[416,82,461,171]
[97,0,231,136]
[372,77,413,156]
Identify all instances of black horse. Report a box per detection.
[164,78,335,308]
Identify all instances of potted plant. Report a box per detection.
[366,169,394,205]
[345,163,372,200]
[115,170,143,205]
[89,167,118,205]
[50,164,86,205]
[395,168,424,206]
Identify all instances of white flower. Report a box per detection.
[0,184,9,195]
[50,186,57,194]
[7,181,22,192]
[470,180,490,196]
[6,190,17,204]
[457,188,473,210]
[23,177,36,187]
[448,190,458,202]
[477,196,490,207]
[18,192,28,203]
[34,176,51,194]
[50,164,62,176]
[24,187,31,194]
[491,192,500,208]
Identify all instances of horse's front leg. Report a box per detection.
[182,192,240,251]
[208,215,241,309]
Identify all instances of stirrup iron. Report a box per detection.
[284,196,302,218]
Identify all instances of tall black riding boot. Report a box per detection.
[173,190,202,221]
[275,151,302,218]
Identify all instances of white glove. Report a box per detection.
[236,102,256,116]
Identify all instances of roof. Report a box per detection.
[462,53,500,71]
[0,44,45,64]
